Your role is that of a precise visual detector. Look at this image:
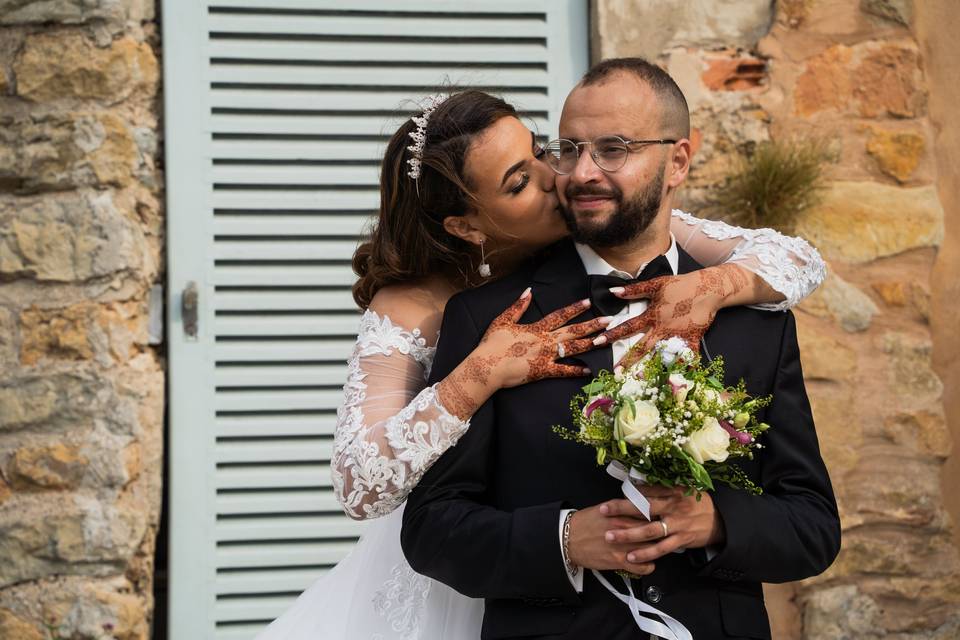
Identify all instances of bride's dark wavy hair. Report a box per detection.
[352,90,518,309]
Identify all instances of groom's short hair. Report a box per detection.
[580,57,690,139]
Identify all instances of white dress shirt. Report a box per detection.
[559,237,679,592]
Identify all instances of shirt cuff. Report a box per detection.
[559,509,584,593]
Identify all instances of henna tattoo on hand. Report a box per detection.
[436,292,598,420]
[436,375,482,421]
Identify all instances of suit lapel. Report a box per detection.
[676,244,704,275]
[530,240,614,375]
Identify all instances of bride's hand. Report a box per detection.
[436,288,610,420]
[563,265,747,371]
[477,287,612,388]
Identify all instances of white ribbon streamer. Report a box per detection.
[599,461,694,639]
[606,460,652,518]
[591,570,693,640]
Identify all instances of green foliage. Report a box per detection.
[713,138,830,232]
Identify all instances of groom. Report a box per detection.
[401,58,840,639]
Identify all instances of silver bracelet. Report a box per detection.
[562,509,578,577]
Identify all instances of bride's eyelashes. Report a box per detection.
[510,171,531,195]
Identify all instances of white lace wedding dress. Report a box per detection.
[254,211,826,640]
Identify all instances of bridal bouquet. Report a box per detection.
[554,337,772,495]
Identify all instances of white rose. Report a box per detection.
[620,376,645,398]
[667,373,692,403]
[683,416,731,464]
[615,400,660,444]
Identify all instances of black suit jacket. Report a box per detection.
[401,239,840,640]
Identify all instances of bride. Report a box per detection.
[255,90,825,639]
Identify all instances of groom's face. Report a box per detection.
[556,74,672,247]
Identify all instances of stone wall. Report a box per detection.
[593,0,960,637]
[0,1,163,638]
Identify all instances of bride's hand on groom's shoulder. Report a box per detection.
[437,288,609,419]
[599,489,726,565]
[572,272,726,371]
[566,505,656,576]
[471,287,611,389]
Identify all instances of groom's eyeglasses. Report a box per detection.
[543,135,677,175]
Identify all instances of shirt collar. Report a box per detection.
[575,234,679,279]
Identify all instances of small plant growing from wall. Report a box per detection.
[712,138,830,233]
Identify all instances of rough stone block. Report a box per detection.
[13,32,157,104]
[796,319,858,380]
[19,300,148,366]
[866,128,925,183]
[0,111,140,192]
[594,0,774,61]
[793,182,943,264]
[882,332,943,398]
[0,190,149,284]
[0,608,43,640]
[0,0,153,26]
[799,268,879,332]
[884,409,952,458]
[0,494,146,587]
[861,0,912,26]
[0,575,150,640]
[803,585,883,639]
[794,42,925,119]
[6,443,88,490]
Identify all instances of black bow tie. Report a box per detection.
[587,255,673,317]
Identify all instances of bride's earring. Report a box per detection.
[478,240,492,278]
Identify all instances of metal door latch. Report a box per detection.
[182,281,198,339]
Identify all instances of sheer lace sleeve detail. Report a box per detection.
[332,310,471,520]
[670,209,826,312]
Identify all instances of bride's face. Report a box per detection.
[461,116,568,252]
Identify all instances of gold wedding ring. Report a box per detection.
[659,519,669,539]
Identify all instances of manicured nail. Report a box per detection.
[609,286,625,296]
[582,368,591,375]
[521,287,532,299]
[593,335,608,346]
[581,298,591,307]
[599,503,609,515]
[614,366,624,375]
[598,316,613,325]
[627,554,636,562]
[605,532,615,542]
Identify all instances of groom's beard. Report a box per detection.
[561,168,665,248]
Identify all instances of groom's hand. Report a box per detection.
[567,505,655,575]
[599,487,726,564]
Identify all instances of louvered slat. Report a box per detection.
[208,13,548,38]
[215,414,338,438]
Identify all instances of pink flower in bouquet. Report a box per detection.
[720,419,753,444]
[667,373,692,403]
[584,396,614,418]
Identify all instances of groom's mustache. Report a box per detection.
[564,185,622,201]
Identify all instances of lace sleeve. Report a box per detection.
[670,209,827,312]
[332,310,471,520]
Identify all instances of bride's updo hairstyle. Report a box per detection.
[352,90,518,309]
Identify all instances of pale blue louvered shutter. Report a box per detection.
[163,1,588,637]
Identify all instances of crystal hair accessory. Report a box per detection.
[406,93,448,180]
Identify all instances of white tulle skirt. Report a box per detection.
[255,505,483,640]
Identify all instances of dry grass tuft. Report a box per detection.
[712,138,830,233]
